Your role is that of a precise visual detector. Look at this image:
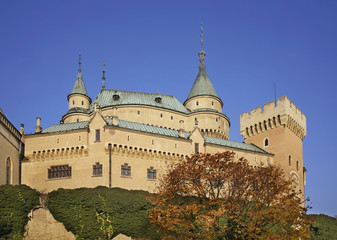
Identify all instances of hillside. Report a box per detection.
[310,214,337,240]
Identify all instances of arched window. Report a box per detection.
[289,155,292,166]
[6,158,11,184]
[264,138,269,147]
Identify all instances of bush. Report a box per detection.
[47,187,161,239]
[310,214,337,240]
[0,185,40,239]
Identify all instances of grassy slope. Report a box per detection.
[47,187,161,240]
[310,214,337,240]
[0,185,40,240]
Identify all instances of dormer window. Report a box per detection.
[113,94,120,101]
[155,97,162,103]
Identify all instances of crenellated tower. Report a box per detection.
[240,96,306,196]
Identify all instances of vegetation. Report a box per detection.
[47,187,160,239]
[310,214,337,240]
[149,152,313,239]
[0,185,39,239]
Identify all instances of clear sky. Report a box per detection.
[1,0,336,216]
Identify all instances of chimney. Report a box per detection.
[179,120,185,138]
[20,123,25,135]
[35,117,42,133]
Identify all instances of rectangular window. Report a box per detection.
[147,167,157,180]
[95,129,100,141]
[121,163,131,177]
[195,143,199,153]
[48,165,71,179]
[93,162,103,176]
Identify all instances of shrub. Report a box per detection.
[0,185,40,239]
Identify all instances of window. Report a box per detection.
[264,138,269,147]
[57,138,59,144]
[171,116,173,120]
[160,113,163,118]
[6,158,11,184]
[152,140,154,145]
[48,165,71,179]
[78,136,81,141]
[121,163,131,177]
[196,101,199,106]
[147,167,157,180]
[155,97,162,103]
[95,129,100,141]
[93,162,102,176]
[195,143,199,153]
[289,155,292,166]
[113,94,120,101]
[216,118,218,122]
[296,161,299,171]
[127,136,130,141]
[81,101,84,105]
[73,100,75,105]
[212,101,214,106]
[137,111,140,115]
[77,119,79,122]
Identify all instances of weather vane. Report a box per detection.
[78,52,82,73]
[198,23,206,67]
[102,59,106,89]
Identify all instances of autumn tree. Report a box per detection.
[149,151,313,239]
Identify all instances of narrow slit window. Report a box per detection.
[195,143,199,153]
[95,129,100,141]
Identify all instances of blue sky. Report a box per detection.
[1,1,336,216]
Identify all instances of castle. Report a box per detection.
[7,27,306,195]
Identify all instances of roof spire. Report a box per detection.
[102,59,106,89]
[198,23,206,67]
[78,51,82,73]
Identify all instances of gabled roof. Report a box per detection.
[185,64,219,102]
[204,136,273,155]
[69,72,89,97]
[91,89,190,114]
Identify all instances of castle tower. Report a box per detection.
[240,96,307,196]
[184,23,223,113]
[67,53,91,112]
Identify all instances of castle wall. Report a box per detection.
[0,112,22,185]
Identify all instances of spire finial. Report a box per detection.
[198,23,206,67]
[78,52,82,73]
[102,59,106,89]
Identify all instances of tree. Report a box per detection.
[149,151,313,239]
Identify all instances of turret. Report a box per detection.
[67,53,91,111]
[184,24,222,113]
[240,96,307,198]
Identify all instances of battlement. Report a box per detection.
[240,96,306,140]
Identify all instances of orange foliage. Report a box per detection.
[148,152,313,239]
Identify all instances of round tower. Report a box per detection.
[184,24,230,139]
[63,53,91,123]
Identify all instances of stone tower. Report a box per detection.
[240,96,306,195]
[67,53,91,118]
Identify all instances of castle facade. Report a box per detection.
[20,32,306,195]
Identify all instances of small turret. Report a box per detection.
[184,23,223,112]
[67,53,91,111]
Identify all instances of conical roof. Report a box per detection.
[70,72,89,96]
[186,64,218,101]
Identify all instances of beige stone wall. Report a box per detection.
[184,95,222,112]
[240,96,306,195]
[0,113,22,185]
[63,104,230,139]
[68,94,90,110]
[23,111,271,193]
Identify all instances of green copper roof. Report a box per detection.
[70,72,89,97]
[204,136,273,155]
[107,119,190,139]
[41,121,89,133]
[92,89,190,114]
[186,65,218,101]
